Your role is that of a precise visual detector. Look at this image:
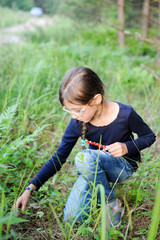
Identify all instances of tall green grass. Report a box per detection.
[147,180,160,240]
[0,104,49,239]
[0,6,29,28]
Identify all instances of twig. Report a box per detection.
[141,64,160,80]
[152,0,160,3]
[123,196,133,232]
[92,209,101,233]
[106,166,125,203]
[37,230,48,240]
[18,176,24,189]
[110,24,160,46]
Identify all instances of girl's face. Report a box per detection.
[63,101,95,122]
[63,95,102,123]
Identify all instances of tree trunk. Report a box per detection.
[117,0,125,47]
[157,3,160,65]
[142,0,150,38]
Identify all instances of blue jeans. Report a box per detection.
[63,149,134,222]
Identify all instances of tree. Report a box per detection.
[142,0,150,38]
[158,2,160,65]
[117,0,125,47]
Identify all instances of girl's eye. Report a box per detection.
[73,109,81,112]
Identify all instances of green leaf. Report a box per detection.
[0,215,28,224]
[93,233,100,240]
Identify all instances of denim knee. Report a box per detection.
[63,175,91,223]
[75,149,100,178]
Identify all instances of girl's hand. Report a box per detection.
[15,184,36,212]
[16,190,31,212]
[103,142,128,157]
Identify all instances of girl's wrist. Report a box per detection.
[25,184,36,195]
[28,183,36,191]
[25,187,34,195]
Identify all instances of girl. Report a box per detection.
[16,66,156,227]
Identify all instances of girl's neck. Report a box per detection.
[89,101,107,125]
[90,101,119,127]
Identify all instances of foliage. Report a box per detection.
[0,188,28,239]
[0,0,158,26]
[57,0,104,22]
[0,6,29,28]
[34,0,61,15]
[0,0,34,11]
[0,103,48,238]
[0,6,160,240]
[0,103,48,164]
[0,0,105,20]
[147,182,160,240]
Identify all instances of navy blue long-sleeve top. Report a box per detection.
[30,102,156,190]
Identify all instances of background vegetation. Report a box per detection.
[0,0,160,239]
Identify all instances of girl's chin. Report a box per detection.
[80,119,90,123]
[78,118,88,123]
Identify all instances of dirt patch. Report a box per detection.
[133,203,152,238]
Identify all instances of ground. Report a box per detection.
[10,162,159,239]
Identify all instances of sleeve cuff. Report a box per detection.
[125,140,140,156]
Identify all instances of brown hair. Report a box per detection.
[59,66,105,149]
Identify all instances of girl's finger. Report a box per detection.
[108,147,120,154]
[109,148,123,156]
[22,202,27,212]
[16,198,21,209]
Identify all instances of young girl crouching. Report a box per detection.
[16,66,156,227]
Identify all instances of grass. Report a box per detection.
[0,8,160,239]
[0,6,30,29]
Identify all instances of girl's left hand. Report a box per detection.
[103,142,128,157]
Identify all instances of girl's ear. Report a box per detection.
[90,94,102,105]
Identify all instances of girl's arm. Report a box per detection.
[29,118,80,190]
[103,107,156,158]
[124,108,156,156]
[16,119,80,211]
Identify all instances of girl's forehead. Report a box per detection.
[64,101,83,109]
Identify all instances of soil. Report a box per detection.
[10,195,156,240]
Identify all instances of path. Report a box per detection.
[0,16,54,44]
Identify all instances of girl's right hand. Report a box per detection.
[16,190,31,212]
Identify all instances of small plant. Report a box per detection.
[0,187,28,239]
